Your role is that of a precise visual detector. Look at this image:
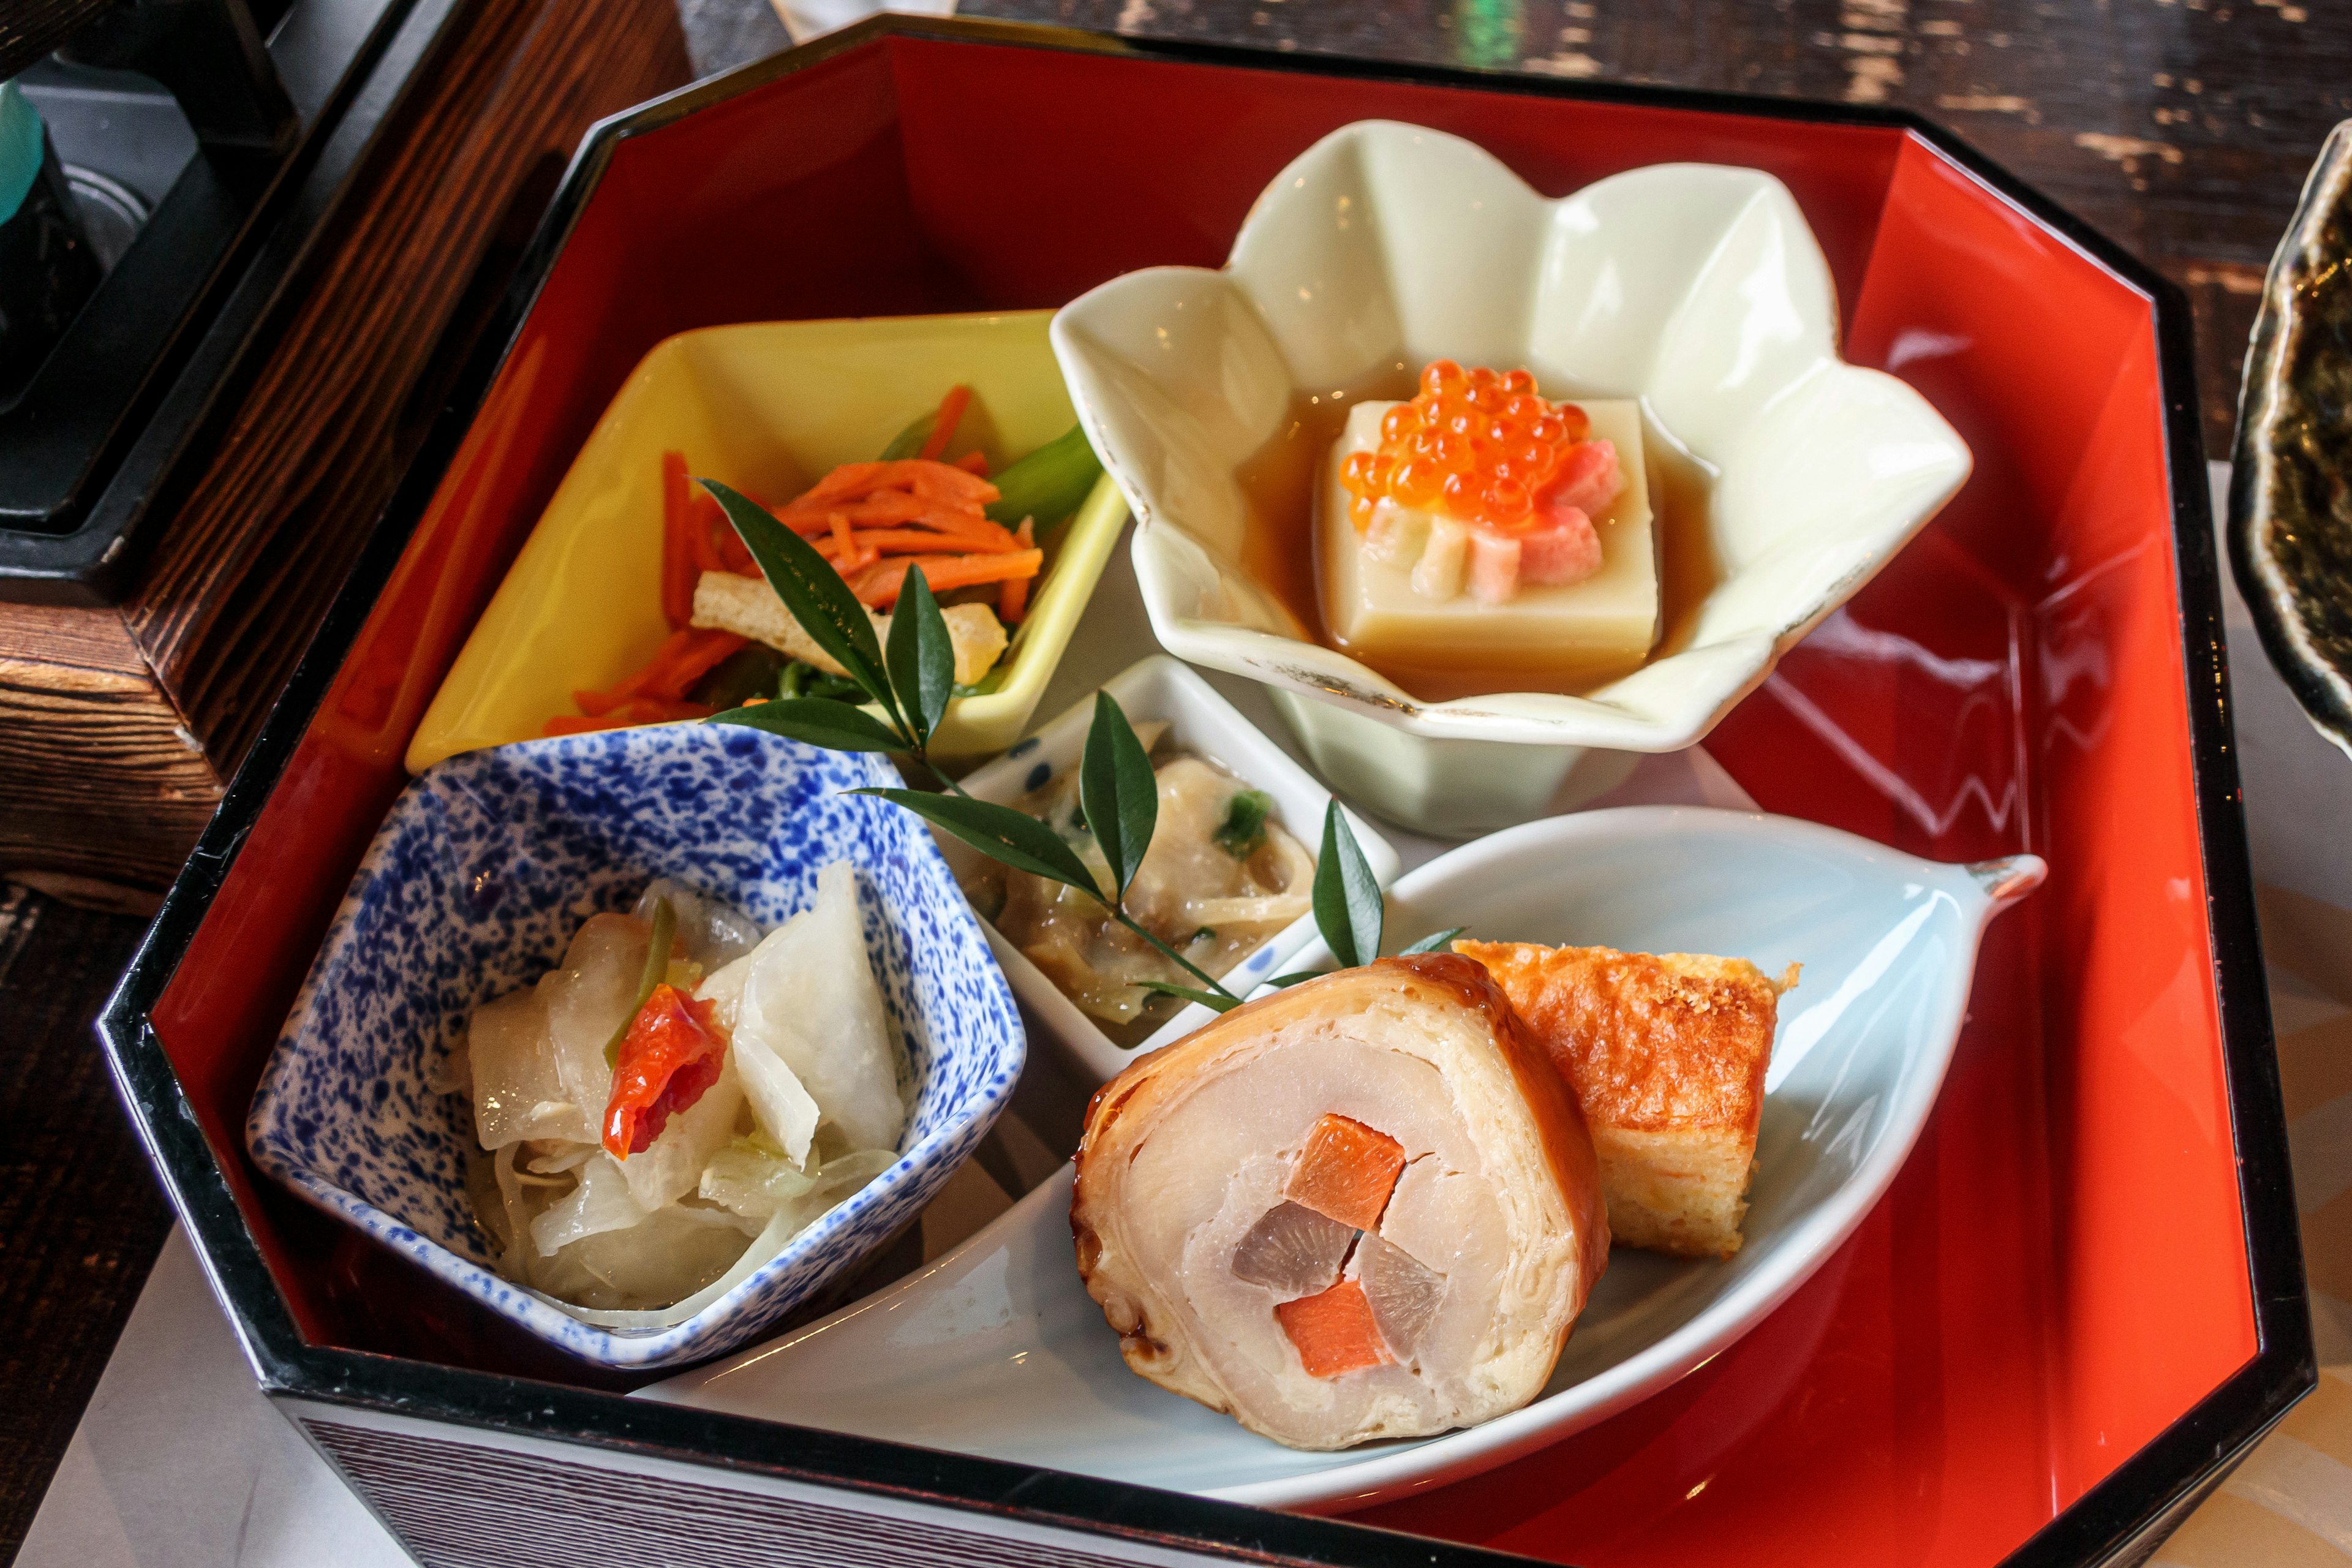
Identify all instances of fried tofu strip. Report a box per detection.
[1457,941,1796,1259]
[690,570,1008,688]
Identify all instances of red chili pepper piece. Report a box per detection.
[601,983,726,1159]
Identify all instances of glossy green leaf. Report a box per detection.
[984,424,1102,529]
[1398,925,1468,956]
[884,565,956,748]
[1080,691,1158,899]
[855,788,1102,897]
[1262,971,1326,990]
[708,698,905,752]
[1313,801,1384,970]
[605,895,675,1067]
[1133,979,1243,1014]
[701,480,902,734]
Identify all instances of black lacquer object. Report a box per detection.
[2231,117,2352,758]
[0,0,456,603]
[0,96,100,402]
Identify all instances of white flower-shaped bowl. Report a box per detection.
[1050,121,1972,835]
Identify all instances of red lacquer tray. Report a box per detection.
[98,17,2302,1567]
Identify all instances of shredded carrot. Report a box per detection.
[609,628,695,700]
[813,526,1025,560]
[692,483,755,573]
[918,385,971,462]
[826,510,864,571]
[549,627,744,736]
[689,492,729,576]
[715,529,754,575]
[607,627,743,703]
[999,518,1034,623]
[650,628,747,696]
[781,459,997,513]
[827,507,1020,551]
[594,423,1041,739]
[850,548,1042,608]
[791,461,888,508]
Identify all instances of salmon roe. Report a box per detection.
[1338,360,1593,533]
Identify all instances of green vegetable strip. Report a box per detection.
[880,408,936,461]
[984,424,1102,529]
[605,896,676,1067]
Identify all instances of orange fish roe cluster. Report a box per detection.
[1340,360,1593,533]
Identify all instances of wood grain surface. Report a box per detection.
[0,0,693,900]
[0,0,114,81]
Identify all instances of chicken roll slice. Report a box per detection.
[1070,953,1608,1450]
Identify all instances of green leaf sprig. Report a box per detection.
[691,469,1459,1030]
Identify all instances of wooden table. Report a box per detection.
[4,1,2342,1558]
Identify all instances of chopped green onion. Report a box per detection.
[1213,790,1273,859]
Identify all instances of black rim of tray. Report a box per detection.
[96,16,2307,1567]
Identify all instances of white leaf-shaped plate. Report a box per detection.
[643,807,2040,1511]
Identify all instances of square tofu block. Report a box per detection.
[1315,398,1659,695]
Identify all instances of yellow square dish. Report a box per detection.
[406,311,1128,773]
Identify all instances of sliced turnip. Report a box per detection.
[1357,1231,1447,1360]
[1230,1200,1355,1297]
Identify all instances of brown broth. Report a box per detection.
[1235,364,1417,641]
[1232,372,1722,701]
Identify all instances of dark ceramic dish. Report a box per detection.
[2231,116,2352,757]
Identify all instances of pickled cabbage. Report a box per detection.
[454,869,903,1320]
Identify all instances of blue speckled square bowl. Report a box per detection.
[244,723,1024,1369]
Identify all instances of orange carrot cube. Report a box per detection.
[1285,1114,1406,1229]
[1275,1279,1392,1379]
